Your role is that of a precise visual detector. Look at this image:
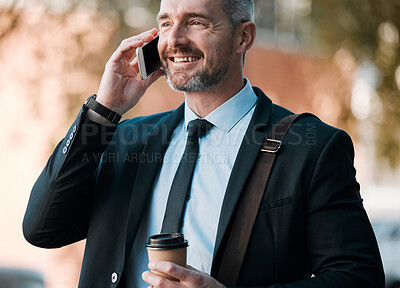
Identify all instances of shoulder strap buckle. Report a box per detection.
[261,139,282,153]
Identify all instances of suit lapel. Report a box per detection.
[124,104,184,260]
[213,88,273,261]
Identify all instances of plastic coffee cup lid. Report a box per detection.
[146,233,189,250]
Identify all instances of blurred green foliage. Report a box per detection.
[309,0,400,167]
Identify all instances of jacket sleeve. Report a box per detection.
[302,130,384,287]
[231,130,385,288]
[22,107,117,248]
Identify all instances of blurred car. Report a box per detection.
[0,267,45,288]
[372,221,400,288]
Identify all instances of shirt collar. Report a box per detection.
[184,78,257,133]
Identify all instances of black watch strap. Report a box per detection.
[84,94,121,124]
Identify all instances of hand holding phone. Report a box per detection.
[136,35,162,79]
[96,29,164,116]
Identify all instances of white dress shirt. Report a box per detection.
[126,79,257,287]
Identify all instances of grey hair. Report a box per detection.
[222,0,255,31]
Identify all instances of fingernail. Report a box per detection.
[148,262,155,269]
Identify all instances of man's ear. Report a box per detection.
[236,21,256,55]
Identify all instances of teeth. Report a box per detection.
[174,57,200,63]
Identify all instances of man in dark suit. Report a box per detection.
[23,0,385,287]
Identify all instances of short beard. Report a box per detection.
[162,45,233,92]
[165,61,230,92]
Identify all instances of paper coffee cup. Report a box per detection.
[145,233,189,281]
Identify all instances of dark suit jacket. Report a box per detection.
[23,87,384,288]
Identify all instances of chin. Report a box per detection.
[165,72,192,91]
[166,77,192,92]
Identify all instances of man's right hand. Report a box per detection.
[96,28,164,116]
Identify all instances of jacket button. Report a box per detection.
[73,125,77,133]
[111,272,118,284]
[62,147,68,154]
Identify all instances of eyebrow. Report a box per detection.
[157,12,214,22]
[157,12,169,22]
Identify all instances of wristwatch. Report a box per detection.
[84,94,121,124]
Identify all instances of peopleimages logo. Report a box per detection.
[77,121,320,163]
[79,122,320,146]
[80,123,161,146]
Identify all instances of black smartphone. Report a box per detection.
[136,35,162,79]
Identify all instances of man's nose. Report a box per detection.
[168,24,190,47]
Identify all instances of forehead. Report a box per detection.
[158,0,225,20]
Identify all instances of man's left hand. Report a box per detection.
[142,261,226,288]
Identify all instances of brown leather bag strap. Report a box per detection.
[216,113,317,285]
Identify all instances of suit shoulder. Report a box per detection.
[271,103,341,133]
[111,110,176,143]
[269,104,353,148]
[271,103,294,117]
[119,110,173,127]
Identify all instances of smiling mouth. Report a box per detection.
[170,56,202,63]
